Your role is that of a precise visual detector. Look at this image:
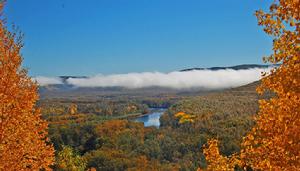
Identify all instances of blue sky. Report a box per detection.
[5,0,272,76]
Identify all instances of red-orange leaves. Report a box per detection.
[201,0,299,170]
[0,3,54,170]
[203,139,241,171]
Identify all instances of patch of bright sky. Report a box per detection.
[5,0,273,76]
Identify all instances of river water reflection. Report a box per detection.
[133,108,166,127]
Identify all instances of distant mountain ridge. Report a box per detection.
[53,64,276,82]
[180,64,276,72]
[39,64,277,89]
[59,76,88,84]
[38,64,277,100]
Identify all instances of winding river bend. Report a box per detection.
[133,108,167,127]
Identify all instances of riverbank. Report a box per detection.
[133,108,167,127]
[112,108,167,120]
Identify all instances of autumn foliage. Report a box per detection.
[175,112,196,124]
[0,3,54,170]
[201,139,241,171]
[202,0,300,170]
[55,146,86,171]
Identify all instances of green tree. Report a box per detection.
[55,146,87,171]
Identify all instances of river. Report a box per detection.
[133,108,167,127]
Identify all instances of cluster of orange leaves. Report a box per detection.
[0,3,54,170]
[175,112,196,124]
[199,0,300,170]
[198,139,241,171]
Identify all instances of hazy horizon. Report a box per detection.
[35,66,273,90]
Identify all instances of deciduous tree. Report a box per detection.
[55,146,86,171]
[0,3,54,170]
[202,0,299,170]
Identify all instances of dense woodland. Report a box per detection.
[39,82,265,170]
[0,0,298,170]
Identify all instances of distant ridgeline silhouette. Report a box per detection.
[180,64,278,72]
[57,64,278,81]
[38,64,278,99]
[38,64,278,87]
[59,76,88,84]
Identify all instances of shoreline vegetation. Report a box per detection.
[112,108,167,120]
[1,0,298,170]
[43,81,264,170]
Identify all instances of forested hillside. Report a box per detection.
[43,81,265,170]
[2,0,298,170]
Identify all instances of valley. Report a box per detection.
[39,79,265,170]
[2,0,298,170]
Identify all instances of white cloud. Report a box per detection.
[33,76,63,86]
[65,67,272,90]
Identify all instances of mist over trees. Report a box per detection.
[0,0,299,170]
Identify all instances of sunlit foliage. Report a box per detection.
[45,77,261,170]
[69,104,78,115]
[0,2,54,170]
[201,139,241,171]
[54,146,86,171]
[175,112,196,124]
[202,0,300,170]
